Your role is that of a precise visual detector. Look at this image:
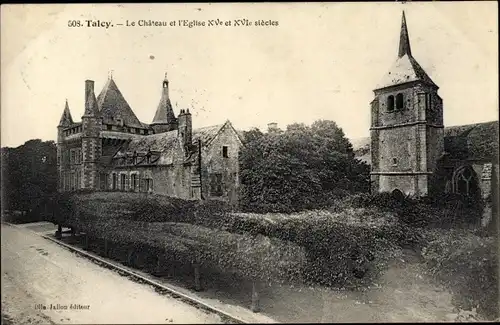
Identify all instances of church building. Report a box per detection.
[366,11,498,207]
[57,73,243,205]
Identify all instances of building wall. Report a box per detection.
[107,164,192,199]
[377,127,416,173]
[371,81,443,197]
[200,124,241,205]
[81,116,102,190]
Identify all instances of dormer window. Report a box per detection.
[396,93,404,110]
[387,95,395,112]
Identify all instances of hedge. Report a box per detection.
[60,194,306,284]
[53,192,409,288]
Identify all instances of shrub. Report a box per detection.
[421,229,498,320]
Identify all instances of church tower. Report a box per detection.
[151,73,178,133]
[370,11,444,196]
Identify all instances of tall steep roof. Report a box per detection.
[58,99,74,126]
[375,11,437,90]
[152,73,177,126]
[96,77,143,128]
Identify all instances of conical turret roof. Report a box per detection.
[152,73,176,125]
[58,99,74,126]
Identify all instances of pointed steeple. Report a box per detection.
[374,11,437,90]
[58,99,74,127]
[398,11,412,58]
[151,72,177,132]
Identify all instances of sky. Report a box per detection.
[1,2,498,148]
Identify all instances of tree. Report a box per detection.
[239,120,370,213]
[1,139,57,221]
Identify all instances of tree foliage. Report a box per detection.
[239,121,370,213]
[1,139,57,220]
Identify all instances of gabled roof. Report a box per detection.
[58,100,74,126]
[192,124,225,146]
[374,11,437,91]
[192,120,244,147]
[444,121,499,161]
[96,78,143,128]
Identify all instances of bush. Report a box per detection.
[347,192,484,229]
[421,229,498,320]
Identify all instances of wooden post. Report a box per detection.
[127,249,135,267]
[84,234,89,250]
[194,263,202,291]
[55,224,62,239]
[103,238,109,257]
[155,252,165,276]
[251,280,260,313]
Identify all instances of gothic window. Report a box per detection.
[387,95,395,112]
[453,166,479,197]
[396,93,404,110]
[222,146,229,158]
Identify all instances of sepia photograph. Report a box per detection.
[1,2,499,324]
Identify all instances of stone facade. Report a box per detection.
[367,11,498,208]
[57,74,243,205]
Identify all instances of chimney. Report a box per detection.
[178,108,192,148]
[267,122,278,133]
[84,80,98,116]
[85,80,94,97]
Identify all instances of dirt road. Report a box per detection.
[1,223,223,324]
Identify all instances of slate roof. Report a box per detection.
[152,76,176,125]
[352,120,499,164]
[374,11,437,90]
[58,100,74,126]
[192,124,225,146]
[96,78,144,128]
[111,121,244,166]
[443,121,499,161]
[375,54,437,90]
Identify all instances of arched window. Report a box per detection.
[396,93,405,109]
[452,166,479,197]
[396,93,404,110]
[387,95,395,112]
